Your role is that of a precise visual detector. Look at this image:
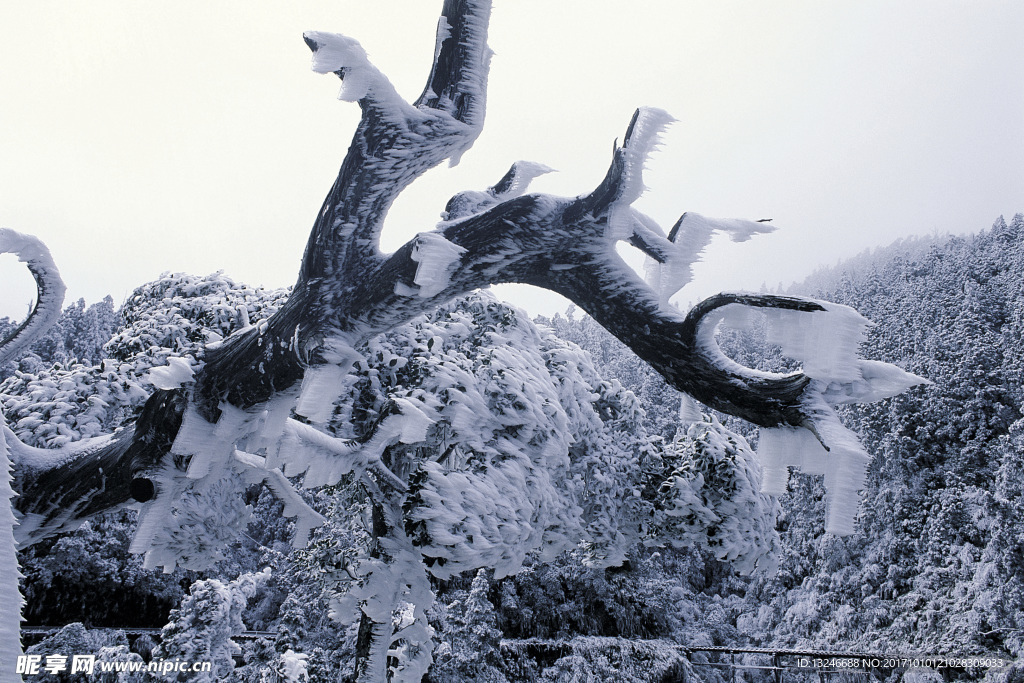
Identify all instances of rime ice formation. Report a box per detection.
[295,364,351,425]
[698,297,928,535]
[0,423,23,682]
[678,395,704,425]
[440,160,554,223]
[3,1,937,678]
[147,356,196,391]
[282,400,430,490]
[643,212,775,310]
[129,400,327,571]
[0,228,67,365]
[586,109,775,312]
[409,233,468,299]
[605,108,676,243]
[305,31,411,110]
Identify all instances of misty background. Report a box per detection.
[1,0,1021,320]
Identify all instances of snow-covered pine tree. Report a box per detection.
[429,569,507,683]
[154,569,271,681]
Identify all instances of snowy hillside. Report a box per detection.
[4,214,1023,680]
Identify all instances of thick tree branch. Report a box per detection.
[7,2,925,547]
[297,0,491,289]
[11,389,184,546]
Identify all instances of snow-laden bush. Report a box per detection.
[284,291,779,679]
[0,272,288,448]
[24,624,146,683]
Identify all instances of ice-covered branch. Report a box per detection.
[8,1,927,557]
[330,113,823,430]
[0,228,67,365]
[281,397,432,492]
[12,389,185,545]
[296,0,493,290]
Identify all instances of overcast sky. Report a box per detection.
[1,1,1021,322]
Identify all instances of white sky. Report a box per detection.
[1,1,1022,322]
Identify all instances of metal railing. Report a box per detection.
[23,626,275,640]
[23,628,1010,681]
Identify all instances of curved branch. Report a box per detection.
[296,0,492,292]
[0,229,67,365]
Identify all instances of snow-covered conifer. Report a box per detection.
[155,569,271,681]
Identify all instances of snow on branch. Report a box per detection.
[281,398,432,491]
[696,294,929,535]
[304,32,419,116]
[147,356,197,391]
[442,160,554,222]
[642,212,775,310]
[0,228,67,365]
[398,232,468,299]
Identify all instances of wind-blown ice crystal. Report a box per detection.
[701,299,928,534]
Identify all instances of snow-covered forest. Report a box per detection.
[1,214,1021,681]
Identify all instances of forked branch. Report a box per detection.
[6,0,925,546]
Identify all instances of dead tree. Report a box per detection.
[3,0,924,553]
[3,0,924,678]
